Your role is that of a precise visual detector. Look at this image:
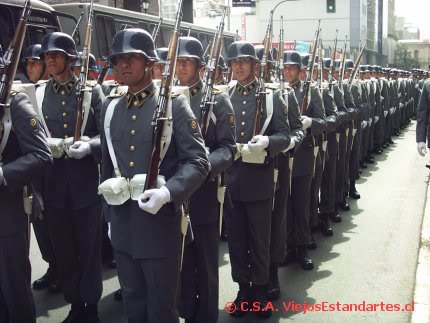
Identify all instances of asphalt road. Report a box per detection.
[31,121,428,323]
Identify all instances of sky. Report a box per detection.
[395,0,430,39]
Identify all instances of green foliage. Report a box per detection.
[393,44,420,70]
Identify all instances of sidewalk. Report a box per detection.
[411,169,430,323]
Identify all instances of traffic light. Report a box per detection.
[327,0,336,13]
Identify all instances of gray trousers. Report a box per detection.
[0,232,35,323]
[45,201,102,304]
[270,154,290,264]
[115,250,180,323]
[179,223,219,323]
[320,132,337,214]
[286,174,312,246]
[336,127,348,204]
[310,156,323,229]
[349,125,361,182]
[344,123,354,193]
[226,199,272,286]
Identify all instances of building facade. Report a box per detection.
[398,40,430,70]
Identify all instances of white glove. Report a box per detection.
[374,116,379,123]
[248,135,269,153]
[390,107,394,114]
[283,138,296,153]
[138,186,171,215]
[384,111,388,117]
[400,103,404,109]
[369,118,373,127]
[361,121,368,129]
[301,116,312,130]
[417,142,427,157]
[67,141,91,159]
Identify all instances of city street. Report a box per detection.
[31,121,428,323]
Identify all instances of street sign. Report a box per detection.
[232,0,256,7]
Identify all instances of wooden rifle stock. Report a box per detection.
[348,41,366,86]
[0,0,31,118]
[74,0,94,142]
[144,0,183,191]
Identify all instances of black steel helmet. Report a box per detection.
[109,28,158,64]
[40,32,78,59]
[23,44,42,61]
[177,36,204,63]
[205,55,227,70]
[323,58,333,70]
[344,59,354,70]
[72,52,99,72]
[227,41,257,64]
[156,47,168,63]
[334,59,343,70]
[283,51,301,67]
[255,45,274,63]
[300,54,310,68]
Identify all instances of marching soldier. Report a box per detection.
[22,43,60,294]
[0,45,53,323]
[175,36,236,323]
[72,52,100,80]
[369,66,383,155]
[416,75,430,160]
[359,66,371,169]
[38,32,105,322]
[153,47,168,80]
[225,41,290,318]
[99,28,209,323]
[282,50,326,270]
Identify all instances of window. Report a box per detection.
[95,15,117,59]
[327,0,336,13]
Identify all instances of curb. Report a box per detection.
[411,176,430,323]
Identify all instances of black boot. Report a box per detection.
[329,210,342,223]
[349,181,360,199]
[32,266,56,290]
[229,283,252,318]
[62,302,86,323]
[84,304,100,323]
[297,247,314,270]
[267,263,280,301]
[338,197,350,211]
[279,246,297,267]
[307,234,317,250]
[319,213,333,236]
[254,284,272,319]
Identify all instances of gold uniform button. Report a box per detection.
[133,101,138,107]
[243,92,247,95]
[61,90,65,96]
[130,145,135,151]
[242,111,246,115]
[45,115,48,119]
[132,115,137,121]
[243,100,247,105]
[129,161,135,167]
[62,101,66,106]
[240,132,245,137]
[63,112,67,117]
[131,129,136,136]
[64,124,68,129]
[241,121,245,126]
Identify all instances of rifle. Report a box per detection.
[348,40,366,86]
[97,61,110,85]
[301,21,321,115]
[152,17,163,43]
[144,0,183,191]
[278,15,285,95]
[187,25,192,37]
[338,35,347,86]
[73,0,94,142]
[0,0,31,119]
[200,7,227,137]
[317,38,323,91]
[254,18,272,135]
[71,12,84,41]
[328,29,338,92]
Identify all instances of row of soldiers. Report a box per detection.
[0,23,421,323]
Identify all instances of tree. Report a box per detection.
[393,44,420,70]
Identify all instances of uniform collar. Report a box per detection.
[126,82,156,108]
[189,80,203,97]
[236,78,257,96]
[289,79,301,90]
[51,75,78,94]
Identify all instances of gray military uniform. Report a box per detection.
[416,79,430,145]
[100,81,210,323]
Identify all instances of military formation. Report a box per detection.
[1,4,429,323]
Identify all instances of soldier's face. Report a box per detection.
[114,53,152,87]
[344,70,351,79]
[215,67,224,82]
[176,58,201,86]
[230,58,255,84]
[72,66,80,78]
[333,70,339,80]
[153,63,164,80]
[25,59,45,83]
[283,65,300,83]
[323,70,329,80]
[44,51,68,76]
[300,69,306,81]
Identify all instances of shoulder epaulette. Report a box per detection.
[36,79,49,85]
[171,92,181,98]
[10,90,18,96]
[86,80,98,87]
[107,92,125,98]
[212,88,223,95]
